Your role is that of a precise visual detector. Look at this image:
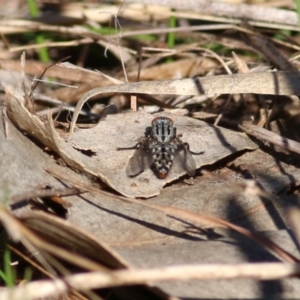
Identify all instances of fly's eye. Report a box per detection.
[151,117,162,125]
[165,117,173,125]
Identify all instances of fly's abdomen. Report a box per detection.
[151,144,175,178]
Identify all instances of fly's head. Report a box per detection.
[151,116,175,143]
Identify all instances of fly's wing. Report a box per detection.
[173,138,197,176]
[126,138,154,177]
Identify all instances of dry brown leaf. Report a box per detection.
[68,111,257,197]
[51,57,218,103]
[70,71,300,132]
[4,86,257,197]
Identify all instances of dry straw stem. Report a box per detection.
[1,1,300,44]
[135,0,299,26]
[45,168,299,264]
[241,22,297,71]
[123,194,299,264]
[10,187,78,206]
[0,101,8,140]
[0,20,130,60]
[70,71,300,133]
[0,20,108,39]
[0,262,300,300]
[110,23,234,38]
[239,124,300,155]
[7,245,89,300]
[0,60,103,84]
[59,1,300,31]
[0,207,110,273]
[287,206,300,250]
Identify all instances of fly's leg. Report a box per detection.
[183,142,204,155]
[117,135,150,151]
[177,133,204,155]
[117,142,141,151]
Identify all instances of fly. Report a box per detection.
[118,116,203,179]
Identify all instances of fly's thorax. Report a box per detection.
[151,116,175,143]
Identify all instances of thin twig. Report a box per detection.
[239,124,300,155]
[0,262,300,300]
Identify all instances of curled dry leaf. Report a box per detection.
[4,84,257,197]
[67,111,257,197]
[70,71,300,133]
